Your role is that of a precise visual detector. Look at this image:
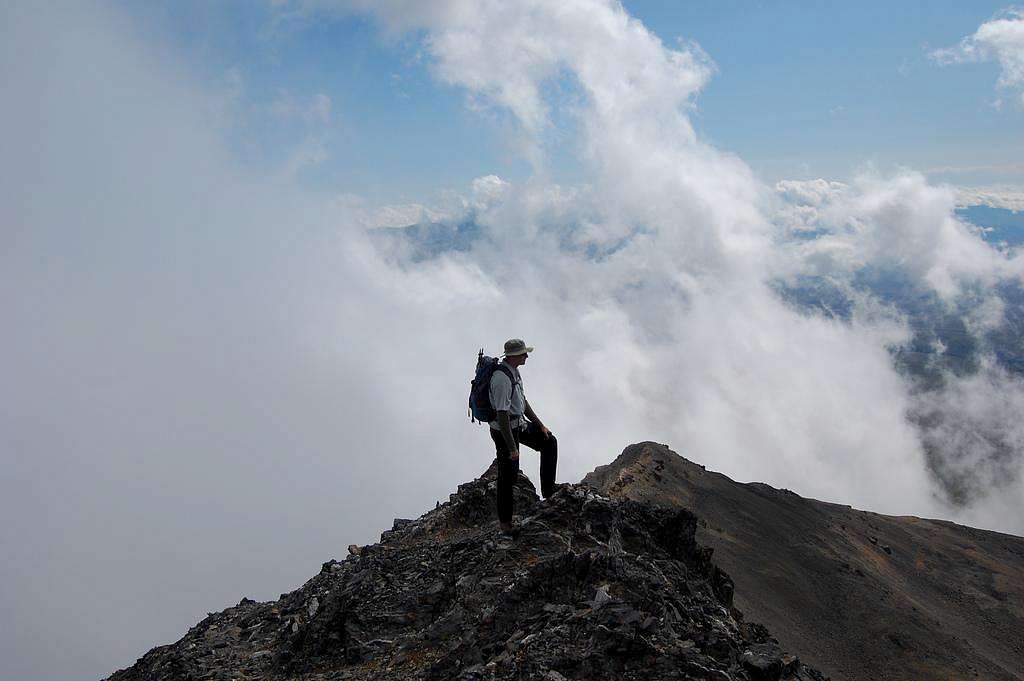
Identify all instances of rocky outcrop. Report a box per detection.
[107,464,824,681]
[584,442,1024,681]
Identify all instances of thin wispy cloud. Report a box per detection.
[268,91,333,125]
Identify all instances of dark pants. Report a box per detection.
[489,420,558,523]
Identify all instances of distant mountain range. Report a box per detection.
[778,206,1024,380]
[957,206,1024,248]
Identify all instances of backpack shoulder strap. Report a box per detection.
[495,364,521,404]
[494,362,516,386]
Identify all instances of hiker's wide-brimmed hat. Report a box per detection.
[503,338,534,356]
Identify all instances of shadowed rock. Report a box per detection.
[106,464,824,681]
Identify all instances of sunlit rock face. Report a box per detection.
[106,462,824,681]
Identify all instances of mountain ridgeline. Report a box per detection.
[107,444,1023,681]
[583,443,1024,680]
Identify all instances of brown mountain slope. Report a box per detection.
[582,442,1024,681]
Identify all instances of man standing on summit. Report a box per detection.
[489,338,558,535]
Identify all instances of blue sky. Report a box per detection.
[121,1,1023,204]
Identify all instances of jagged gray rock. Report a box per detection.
[106,464,825,681]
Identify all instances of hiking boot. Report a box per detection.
[499,521,521,538]
[542,483,569,500]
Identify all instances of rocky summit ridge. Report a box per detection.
[107,461,826,681]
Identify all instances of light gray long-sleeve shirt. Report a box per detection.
[488,361,525,430]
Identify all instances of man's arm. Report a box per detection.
[497,410,518,460]
[524,399,551,438]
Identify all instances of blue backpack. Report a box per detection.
[468,349,516,423]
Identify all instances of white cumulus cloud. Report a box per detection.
[932,7,1024,106]
[774,174,1024,299]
